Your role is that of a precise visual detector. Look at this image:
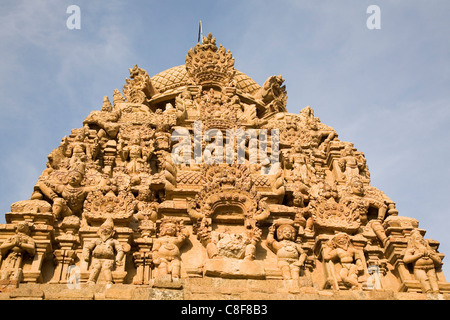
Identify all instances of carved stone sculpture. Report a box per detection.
[0,33,449,299]
[83,218,124,287]
[33,169,105,219]
[0,222,36,282]
[266,222,307,280]
[323,233,364,290]
[152,218,189,281]
[403,230,443,294]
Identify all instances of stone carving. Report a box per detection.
[337,144,369,182]
[323,233,365,290]
[33,169,106,219]
[82,189,135,226]
[122,64,157,104]
[267,222,307,280]
[403,230,443,294]
[185,33,235,87]
[254,75,287,114]
[0,33,449,298]
[0,222,36,282]
[83,218,124,287]
[152,218,189,281]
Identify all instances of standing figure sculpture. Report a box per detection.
[152,218,189,281]
[403,230,442,294]
[83,218,124,287]
[266,223,307,280]
[323,233,364,290]
[0,222,36,282]
[119,134,151,175]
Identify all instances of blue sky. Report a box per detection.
[1,1,450,279]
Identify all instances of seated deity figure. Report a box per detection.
[266,223,307,280]
[33,169,105,219]
[152,218,189,280]
[403,229,443,294]
[0,222,36,281]
[323,233,364,290]
[83,218,124,287]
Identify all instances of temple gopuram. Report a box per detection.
[0,33,449,300]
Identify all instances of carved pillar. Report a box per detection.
[132,238,153,285]
[51,216,81,283]
[111,227,132,284]
[79,227,97,283]
[314,234,335,289]
[298,229,315,283]
[24,224,53,283]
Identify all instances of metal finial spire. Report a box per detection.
[198,20,203,44]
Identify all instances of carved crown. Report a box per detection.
[185,33,235,87]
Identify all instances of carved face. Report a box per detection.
[16,222,30,235]
[277,224,296,241]
[411,231,426,246]
[351,179,364,196]
[161,222,177,237]
[68,171,83,186]
[343,145,354,156]
[334,233,350,249]
[131,136,141,145]
[137,189,153,202]
[98,226,114,241]
[75,132,85,142]
[321,184,333,199]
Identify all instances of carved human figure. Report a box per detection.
[323,233,364,290]
[64,130,87,162]
[403,230,442,294]
[174,90,194,121]
[343,177,398,245]
[152,218,189,280]
[266,223,307,280]
[83,218,124,287]
[34,170,104,219]
[133,189,158,238]
[119,135,151,174]
[338,145,366,182]
[0,222,36,281]
[289,141,315,185]
[83,96,121,139]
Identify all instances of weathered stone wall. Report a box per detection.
[1,280,448,300]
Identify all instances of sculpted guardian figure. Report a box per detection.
[266,223,307,280]
[83,218,124,287]
[0,222,36,282]
[323,233,364,290]
[403,230,442,294]
[152,218,189,280]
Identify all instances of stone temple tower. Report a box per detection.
[0,33,449,300]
